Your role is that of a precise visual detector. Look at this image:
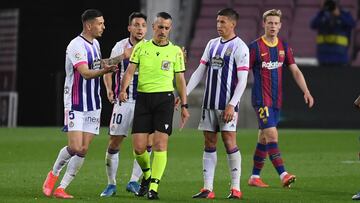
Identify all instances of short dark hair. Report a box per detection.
[217,8,239,22]
[156,12,172,20]
[81,9,103,23]
[128,12,147,25]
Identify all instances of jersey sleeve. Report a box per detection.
[129,40,143,64]
[110,39,129,58]
[284,43,296,66]
[174,46,185,73]
[200,40,212,65]
[67,41,87,69]
[234,43,250,71]
[110,42,123,58]
[248,42,257,70]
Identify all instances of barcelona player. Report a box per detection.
[247,9,314,188]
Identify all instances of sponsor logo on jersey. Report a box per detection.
[261,61,283,70]
[210,55,224,69]
[93,59,101,70]
[261,52,268,57]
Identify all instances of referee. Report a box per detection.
[119,11,189,200]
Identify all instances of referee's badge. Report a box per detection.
[161,60,171,71]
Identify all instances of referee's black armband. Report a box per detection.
[181,104,189,109]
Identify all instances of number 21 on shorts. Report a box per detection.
[258,106,269,119]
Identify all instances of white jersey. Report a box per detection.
[64,35,102,112]
[200,36,249,111]
[110,38,139,102]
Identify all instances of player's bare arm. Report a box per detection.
[175,72,190,129]
[102,47,133,66]
[77,63,117,80]
[119,63,137,102]
[103,72,115,103]
[288,64,314,108]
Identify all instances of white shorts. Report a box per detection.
[198,109,238,132]
[108,101,135,136]
[63,109,101,135]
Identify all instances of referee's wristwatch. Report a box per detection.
[181,104,189,109]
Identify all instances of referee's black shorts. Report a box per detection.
[132,92,175,135]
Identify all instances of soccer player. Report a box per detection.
[187,8,249,199]
[99,12,151,197]
[247,9,314,188]
[119,12,189,200]
[42,9,118,199]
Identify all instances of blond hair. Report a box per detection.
[262,9,282,22]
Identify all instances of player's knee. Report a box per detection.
[69,146,82,154]
[134,148,146,155]
[153,141,167,151]
[77,146,89,155]
[205,140,217,148]
[109,141,120,150]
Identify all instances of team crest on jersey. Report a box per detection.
[69,121,74,128]
[279,50,285,56]
[225,47,232,56]
[161,60,171,71]
[210,55,224,69]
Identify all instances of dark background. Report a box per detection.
[2,0,140,126]
[281,66,360,129]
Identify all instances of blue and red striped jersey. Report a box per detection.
[249,36,295,109]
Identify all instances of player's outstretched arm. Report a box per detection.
[288,64,314,108]
[102,47,133,66]
[77,63,117,80]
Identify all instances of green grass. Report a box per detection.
[0,128,359,202]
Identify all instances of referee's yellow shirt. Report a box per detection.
[130,40,185,93]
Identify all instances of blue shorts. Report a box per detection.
[254,106,280,129]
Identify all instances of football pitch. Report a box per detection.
[0,127,359,203]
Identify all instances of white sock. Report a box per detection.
[227,150,241,191]
[203,150,217,191]
[280,171,288,180]
[59,155,85,189]
[105,151,119,185]
[52,146,74,176]
[129,159,142,182]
